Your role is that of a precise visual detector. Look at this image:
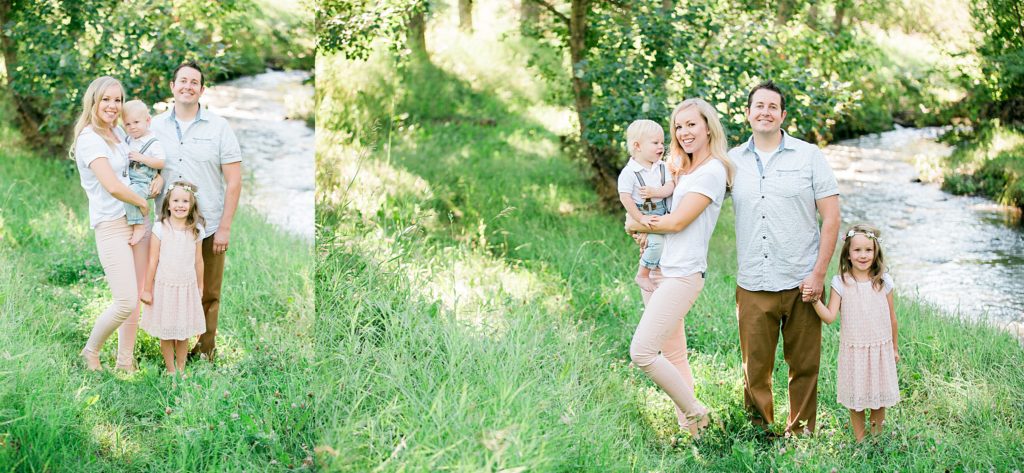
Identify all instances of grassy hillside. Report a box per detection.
[314,5,1024,471]
[0,104,315,471]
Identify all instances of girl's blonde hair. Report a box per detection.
[838,223,887,291]
[625,119,664,157]
[667,98,735,187]
[160,181,206,239]
[70,76,124,154]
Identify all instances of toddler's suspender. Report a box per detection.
[138,138,157,155]
[633,162,669,212]
[129,138,158,171]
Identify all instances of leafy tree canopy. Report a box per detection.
[0,0,293,152]
[316,0,429,59]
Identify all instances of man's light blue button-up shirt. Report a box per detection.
[728,131,839,292]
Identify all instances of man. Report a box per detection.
[152,61,242,362]
[727,80,840,435]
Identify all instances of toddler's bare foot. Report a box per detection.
[128,225,146,245]
[635,275,657,292]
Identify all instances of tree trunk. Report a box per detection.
[520,0,539,32]
[0,2,48,151]
[807,3,819,27]
[776,0,792,25]
[833,0,848,33]
[407,9,429,59]
[459,0,473,33]
[568,0,616,203]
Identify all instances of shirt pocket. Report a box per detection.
[767,169,811,198]
[185,137,218,162]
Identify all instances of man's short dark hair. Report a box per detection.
[172,61,205,88]
[746,80,785,112]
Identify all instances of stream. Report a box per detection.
[199,69,314,241]
[826,126,1023,326]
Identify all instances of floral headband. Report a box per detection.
[168,182,198,196]
[843,229,880,242]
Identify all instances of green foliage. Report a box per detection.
[583,3,677,152]
[527,0,869,171]
[232,0,316,74]
[0,0,312,152]
[940,125,1024,209]
[664,6,864,144]
[315,0,429,59]
[966,0,1024,123]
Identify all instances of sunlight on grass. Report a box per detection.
[90,422,140,463]
[317,131,434,218]
[428,3,557,116]
[524,105,576,136]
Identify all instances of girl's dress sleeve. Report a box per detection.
[152,221,163,240]
[882,273,894,294]
[831,274,844,298]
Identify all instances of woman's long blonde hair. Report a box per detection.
[70,76,124,156]
[667,98,734,187]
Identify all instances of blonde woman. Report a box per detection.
[625,98,734,438]
[72,76,162,371]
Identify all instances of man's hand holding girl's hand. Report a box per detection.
[800,284,818,303]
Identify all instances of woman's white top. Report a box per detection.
[659,159,728,277]
[75,125,130,228]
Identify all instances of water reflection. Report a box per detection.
[827,126,1024,324]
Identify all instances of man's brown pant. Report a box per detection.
[737,286,821,434]
[192,235,226,360]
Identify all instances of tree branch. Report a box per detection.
[528,0,569,25]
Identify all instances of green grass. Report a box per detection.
[314,7,1024,471]
[0,103,315,470]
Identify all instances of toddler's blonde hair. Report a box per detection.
[625,119,664,158]
[122,100,151,120]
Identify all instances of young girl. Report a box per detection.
[805,223,900,441]
[140,181,207,376]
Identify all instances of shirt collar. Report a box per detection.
[626,158,662,172]
[168,104,207,123]
[743,130,795,154]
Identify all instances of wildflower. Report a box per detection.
[231,412,240,420]
[165,407,172,415]
[224,390,231,398]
